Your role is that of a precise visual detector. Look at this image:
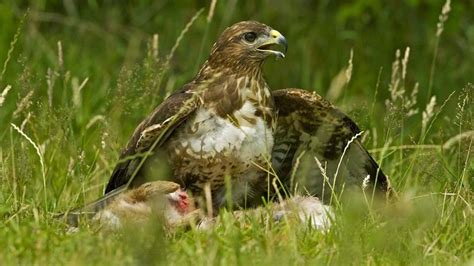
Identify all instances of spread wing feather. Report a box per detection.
[272,88,390,201]
[104,87,199,194]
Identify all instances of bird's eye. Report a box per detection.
[243,32,257,43]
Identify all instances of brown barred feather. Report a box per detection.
[271,88,390,202]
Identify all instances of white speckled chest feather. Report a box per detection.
[179,101,273,161]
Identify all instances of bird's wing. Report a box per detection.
[104,87,200,194]
[272,88,390,201]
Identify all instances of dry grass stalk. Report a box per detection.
[166,9,205,65]
[385,47,418,126]
[0,11,27,83]
[101,131,109,150]
[46,68,57,107]
[152,34,159,60]
[11,123,48,209]
[0,85,12,107]
[421,91,456,142]
[455,85,471,128]
[85,115,105,129]
[313,156,341,208]
[207,0,218,23]
[345,49,354,84]
[334,131,364,185]
[428,0,452,97]
[72,77,89,108]
[289,150,305,194]
[20,112,31,131]
[443,131,474,150]
[422,96,437,134]
[13,90,34,118]
[361,175,370,191]
[326,49,353,101]
[436,0,451,37]
[57,41,64,71]
[401,47,410,81]
[389,49,401,101]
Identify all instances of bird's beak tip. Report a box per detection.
[270,29,288,58]
[257,29,288,59]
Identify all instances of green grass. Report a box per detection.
[0,1,473,265]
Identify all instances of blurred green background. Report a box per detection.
[1,0,472,121]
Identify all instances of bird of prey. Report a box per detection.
[104,21,288,210]
[59,22,391,232]
[271,88,390,202]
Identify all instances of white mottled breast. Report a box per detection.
[187,102,272,160]
[171,100,273,165]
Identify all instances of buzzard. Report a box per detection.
[94,21,388,216]
[61,22,390,230]
[104,21,288,210]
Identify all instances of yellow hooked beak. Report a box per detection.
[257,29,288,58]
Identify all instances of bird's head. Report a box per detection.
[207,21,287,72]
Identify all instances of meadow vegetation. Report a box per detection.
[0,0,472,264]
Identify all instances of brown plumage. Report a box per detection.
[76,21,387,223]
[104,21,288,210]
[271,88,390,202]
